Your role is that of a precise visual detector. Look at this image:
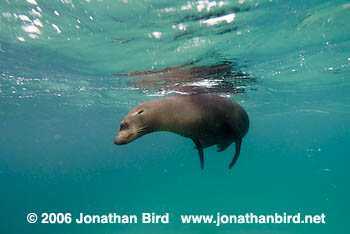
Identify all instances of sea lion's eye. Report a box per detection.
[137,109,144,114]
[120,122,129,130]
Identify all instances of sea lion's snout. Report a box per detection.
[114,130,136,145]
[113,136,121,145]
[114,134,126,145]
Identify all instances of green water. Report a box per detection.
[1,0,350,233]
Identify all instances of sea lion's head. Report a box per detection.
[114,105,153,145]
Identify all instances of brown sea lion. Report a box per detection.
[114,94,249,169]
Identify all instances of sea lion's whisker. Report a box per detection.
[137,126,148,133]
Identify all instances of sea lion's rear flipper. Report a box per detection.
[217,142,232,152]
[192,139,204,170]
[196,140,215,149]
[229,138,242,169]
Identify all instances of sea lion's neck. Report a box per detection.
[150,96,197,137]
[149,97,184,133]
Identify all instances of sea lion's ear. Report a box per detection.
[131,109,144,116]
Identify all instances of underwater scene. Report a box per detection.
[0,0,349,233]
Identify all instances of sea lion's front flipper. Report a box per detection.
[192,139,204,170]
[229,138,242,169]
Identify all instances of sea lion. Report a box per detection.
[114,94,249,169]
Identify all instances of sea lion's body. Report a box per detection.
[114,94,249,169]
